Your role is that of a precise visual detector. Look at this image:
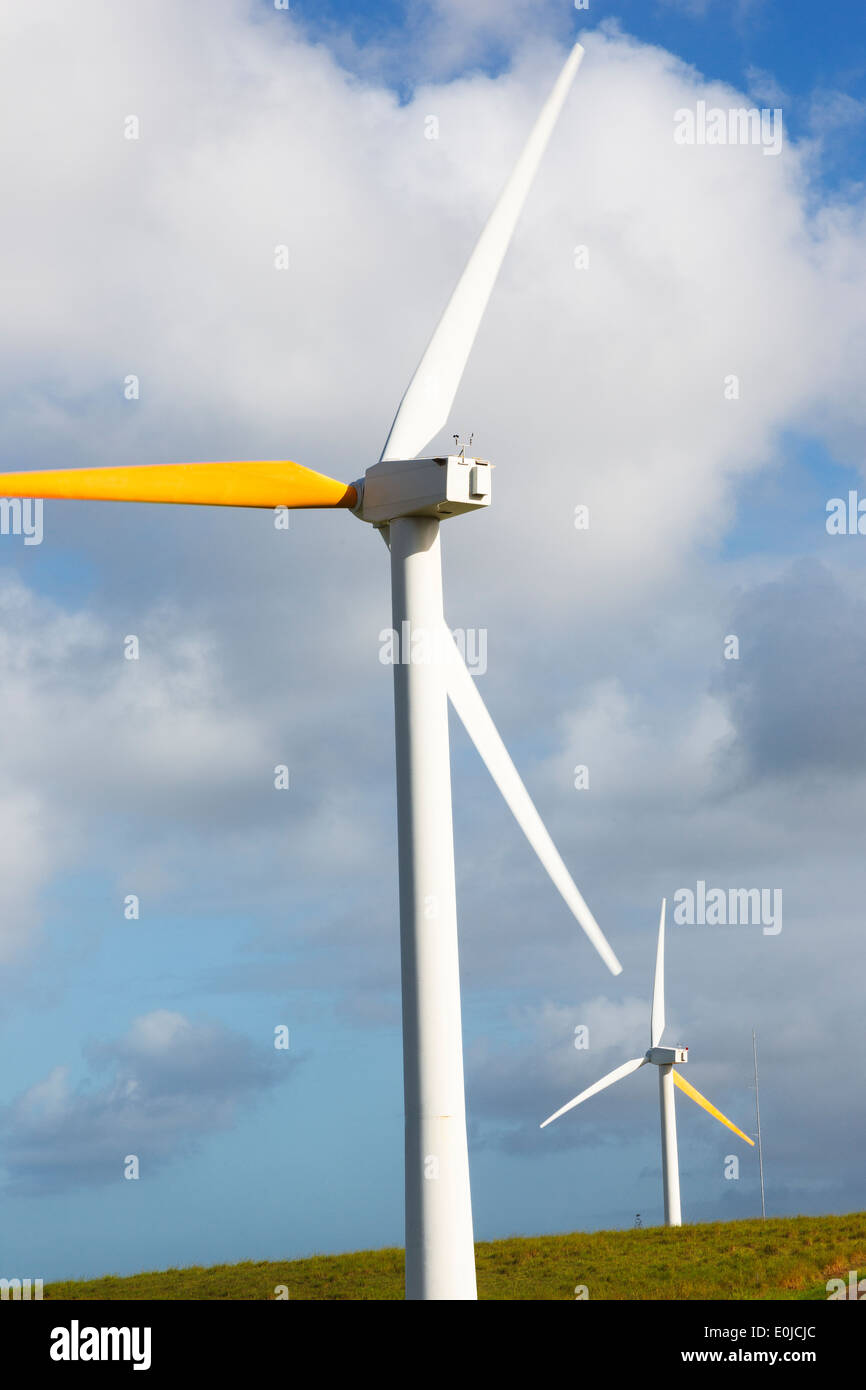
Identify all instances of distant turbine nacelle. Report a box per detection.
[354,455,493,525]
[647,1046,688,1066]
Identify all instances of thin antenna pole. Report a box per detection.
[752,1029,766,1220]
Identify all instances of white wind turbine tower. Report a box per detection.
[0,42,621,1300]
[541,901,754,1225]
[375,38,624,1300]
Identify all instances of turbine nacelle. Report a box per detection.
[647,1046,688,1066]
[353,455,493,525]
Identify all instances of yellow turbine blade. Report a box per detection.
[0,460,357,510]
[673,1069,755,1145]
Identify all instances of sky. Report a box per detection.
[0,0,864,1284]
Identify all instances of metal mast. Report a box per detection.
[752,1029,766,1219]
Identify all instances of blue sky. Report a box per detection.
[293,0,866,160]
[0,0,864,1286]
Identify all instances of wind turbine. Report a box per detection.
[0,41,622,1299]
[541,900,754,1226]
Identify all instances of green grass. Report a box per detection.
[40,1211,866,1300]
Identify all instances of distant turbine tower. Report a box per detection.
[541,899,754,1226]
[0,41,621,1300]
[752,1028,766,1219]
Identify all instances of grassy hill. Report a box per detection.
[41,1211,866,1300]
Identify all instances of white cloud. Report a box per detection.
[0,1010,292,1194]
[744,65,788,109]
[808,90,866,136]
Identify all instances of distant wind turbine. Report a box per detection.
[541,899,754,1226]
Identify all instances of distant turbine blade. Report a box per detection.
[651,898,666,1048]
[442,625,622,976]
[540,1057,646,1129]
[380,42,585,462]
[0,461,357,510]
[672,1070,755,1146]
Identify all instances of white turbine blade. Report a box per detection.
[651,898,666,1048]
[380,42,585,462]
[442,625,622,976]
[540,1057,647,1129]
